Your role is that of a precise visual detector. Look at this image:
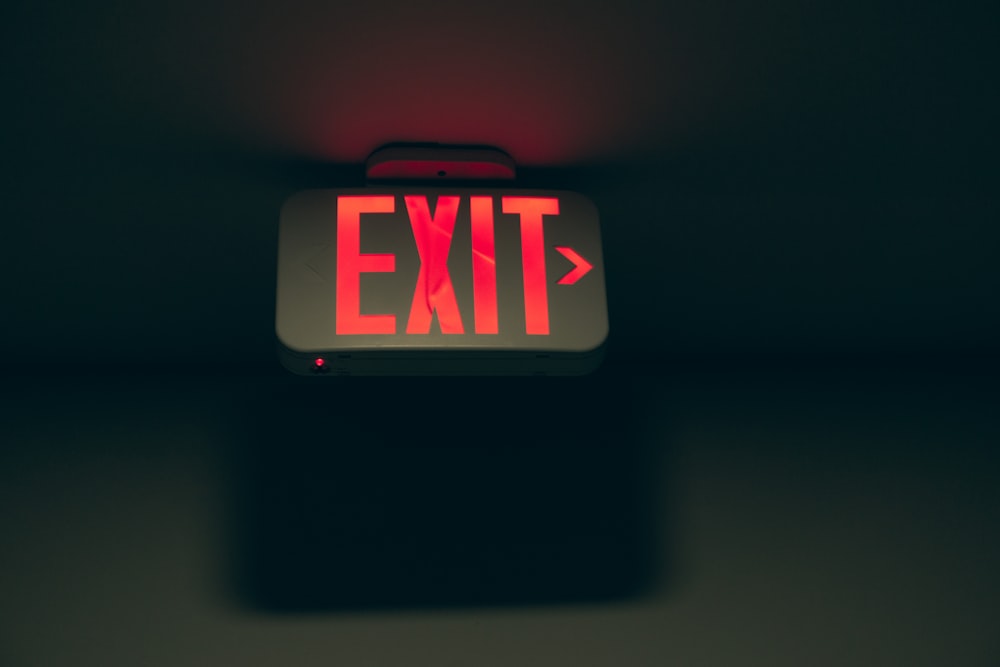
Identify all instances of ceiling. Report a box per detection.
[2,0,997,370]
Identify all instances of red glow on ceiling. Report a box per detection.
[87,3,733,167]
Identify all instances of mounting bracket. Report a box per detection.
[365,145,516,182]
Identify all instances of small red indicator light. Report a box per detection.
[314,358,325,367]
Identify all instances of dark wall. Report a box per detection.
[1,363,999,666]
[2,0,998,368]
[2,1,998,664]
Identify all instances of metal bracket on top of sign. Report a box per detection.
[365,144,517,182]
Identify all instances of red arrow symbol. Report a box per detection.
[554,246,593,285]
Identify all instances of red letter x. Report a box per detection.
[405,195,464,334]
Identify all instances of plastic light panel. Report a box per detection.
[276,189,608,376]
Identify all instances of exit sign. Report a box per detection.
[276,189,608,375]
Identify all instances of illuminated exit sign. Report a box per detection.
[276,189,608,375]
